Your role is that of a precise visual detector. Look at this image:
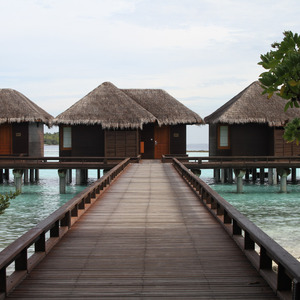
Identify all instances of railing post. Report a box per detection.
[244,231,255,250]
[85,193,91,204]
[293,280,300,300]
[223,210,231,224]
[71,205,78,217]
[61,211,71,228]
[15,248,27,271]
[277,264,291,291]
[260,246,272,270]
[0,267,7,294]
[232,219,242,235]
[50,220,60,237]
[35,233,46,252]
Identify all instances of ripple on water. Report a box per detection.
[210,182,300,260]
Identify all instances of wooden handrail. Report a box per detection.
[162,155,300,163]
[172,158,300,300]
[0,158,131,297]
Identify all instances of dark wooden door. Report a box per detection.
[154,125,170,159]
[0,124,12,155]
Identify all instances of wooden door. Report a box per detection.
[154,125,170,159]
[0,124,12,155]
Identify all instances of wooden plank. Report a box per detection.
[6,162,278,299]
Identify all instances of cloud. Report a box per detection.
[1,0,300,143]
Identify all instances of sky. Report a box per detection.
[1,0,300,145]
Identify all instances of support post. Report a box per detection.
[13,169,24,193]
[245,170,249,181]
[252,168,257,182]
[227,168,233,183]
[214,169,220,183]
[291,168,297,184]
[76,169,88,185]
[0,169,3,183]
[68,169,72,183]
[268,168,273,185]
[260,168,264,184]
[58,169,67,194]
[234,169,246,193]
[4,169,9,181]
[273,168,278,185]
[35,169,39,181]
[76,169,81,185]
[23,169,29,183]
[221,169,225,184]
[30,169,34,182]
[277,168,290,193]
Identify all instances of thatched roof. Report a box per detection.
[54,82,203,129]
[53,82,156,129]
[204,81,300,126]
[122,89,204,126]
[0,89,53,126]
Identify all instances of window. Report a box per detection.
[62,126,72,149]
[218,125,230,149]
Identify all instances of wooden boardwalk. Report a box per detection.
[7,161,278,299]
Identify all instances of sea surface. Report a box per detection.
[0,146,299,262]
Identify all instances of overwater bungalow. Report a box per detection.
[0,89,53,156]
[204,81,300,157]
[53,82,203,159]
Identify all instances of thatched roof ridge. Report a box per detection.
[0,89,53,126]
[53,82,156,129]
[54,82,203,129]
[122,89,204,125]
[204,81,300,126]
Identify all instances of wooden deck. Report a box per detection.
[6,161,278,299]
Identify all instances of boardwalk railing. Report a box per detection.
[0,158,131,298]
[173,158,300,300]
[163,155,300,168]
[0,156,140,169]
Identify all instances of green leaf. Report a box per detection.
[284,101,291,112]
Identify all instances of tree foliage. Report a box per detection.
[44,132,59,145]
[0,191,20,215]
[258,31,300,111]
[258,31,300,143]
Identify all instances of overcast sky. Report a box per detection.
[1,0,300,145]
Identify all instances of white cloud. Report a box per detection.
[1,0,300,143]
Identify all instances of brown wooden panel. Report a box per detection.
[0,124,12,155]
[154,125,170,159]
[105,130,138,157]
[273,128,300,157]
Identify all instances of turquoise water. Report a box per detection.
[210,183,300,260]
[196,154,300,261]
[0,145,99,251]
[0,148,299,262]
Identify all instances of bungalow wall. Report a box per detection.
[59,123,187,159]
[0,122,44,156]
[274,128,300,156]
[12,123,28,155]
[140,124,186,159]
[209,123,273,156]
[28,123,44,156]
[170,124,186,154]
[140,123,154,159]
[59,125,104,157]
[105,130,139,157]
